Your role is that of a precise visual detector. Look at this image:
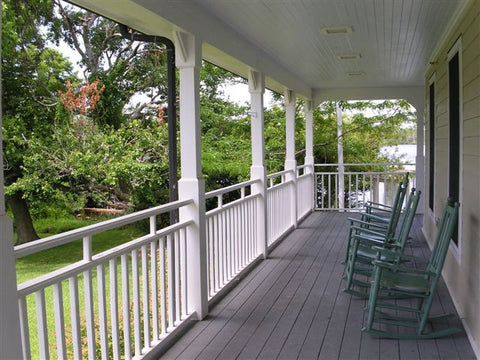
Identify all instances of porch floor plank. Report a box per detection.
[160,212,476,360]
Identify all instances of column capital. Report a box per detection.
[305,99,315,113]
[174,31,201,68]
[248,70,265,94]
[284,89,296,107]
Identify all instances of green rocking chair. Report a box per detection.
[343,188,421,298]
[343,180,409,264]
[363,199,461,339]
[363,172,410,220]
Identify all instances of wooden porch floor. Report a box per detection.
[160,212,475,359]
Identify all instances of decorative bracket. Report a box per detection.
[286,89,294,105]
[174,31,188,62]
[306,100,313,112]
[249,70,258,91]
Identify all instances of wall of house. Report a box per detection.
[424,0,479,355]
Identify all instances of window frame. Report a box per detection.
[428,74,436,217]
[447,37,463,261]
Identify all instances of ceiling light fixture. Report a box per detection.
[320,26,353,35]
[336,53,362,60]
[346,71,365,76]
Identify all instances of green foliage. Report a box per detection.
[313,100,416,166]
[2,6,77,187]
[16,119,170,213]
[2,0,417,243]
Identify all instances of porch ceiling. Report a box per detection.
[70,0,467,102]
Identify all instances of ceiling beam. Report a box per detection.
[313,87,425,110]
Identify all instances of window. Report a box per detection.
[448,39,462,247]
[428,80,435,212]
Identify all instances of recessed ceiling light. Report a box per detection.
[336,53,362,60]
[320,26,353,35]
[346,71,366,76]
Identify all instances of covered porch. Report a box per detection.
[1,0,479,359]
[161,212,475,360]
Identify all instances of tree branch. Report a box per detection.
[55,1,90,72]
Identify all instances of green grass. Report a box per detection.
[16,216,146,359]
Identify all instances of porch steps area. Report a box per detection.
[160,212,475,359]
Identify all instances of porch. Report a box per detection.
[162,212,475,360]
[1,1,479,358]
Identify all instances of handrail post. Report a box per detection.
[285,89,298,227]
[175,31,208,320]
[305,100,315,211]
[249,70,268,259]
[0,31,23,356]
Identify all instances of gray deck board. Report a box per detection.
[160,212,476,360]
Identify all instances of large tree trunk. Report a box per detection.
[7,191,39,244]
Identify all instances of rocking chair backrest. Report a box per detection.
[395,188,421,251]
[384,173,409,239]
[427,199,460,276]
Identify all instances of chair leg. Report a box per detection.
[344,227,354,264]
[418,284,437,335]
[365,266,382,331]
[343,240,360,293]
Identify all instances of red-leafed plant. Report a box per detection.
[58,79,105,115]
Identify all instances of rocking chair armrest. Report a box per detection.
[351,234,387,248]
[371,260,435,276]
[365,205,394,214]
[349,216,388,228]
[371,246,402,259]
[359,212,391,223]
[350,225,388,239]
[366,201,394,209]
[371,249,429,265]
[376,242,402,250]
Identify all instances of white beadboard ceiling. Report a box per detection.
[71,0,467,101]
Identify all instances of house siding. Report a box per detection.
[424,0,480,356]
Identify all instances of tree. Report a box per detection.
[2,0,78,243]
[313,100,416,166]
[54,0,170,128]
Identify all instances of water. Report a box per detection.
[380,144,417,163]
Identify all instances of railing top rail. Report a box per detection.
[266,169,294,179]
[297,173,311,180]
[267,179,294,190]
[314,163,415,167]
[206,193,260,217]
[14,198,193,259]
[296,164,309,170]
[315,170,411,175]
[17,220,193,295]
[205,179,260,199]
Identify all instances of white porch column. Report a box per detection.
[284,89,298,227]
[336,102,345,210]
[0,26,24,357]
[249,70,268,258]
[304,100,315,211]
[415,103,425,214]
[175,31,208,319]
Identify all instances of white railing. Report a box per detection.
[315,163,415,211]
[13,168,317,359]
[297,174,312,219]
[15,200,193,360]
[205,180,261,299]
[267,170,295,246]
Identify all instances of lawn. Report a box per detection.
[16,216,146,359]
